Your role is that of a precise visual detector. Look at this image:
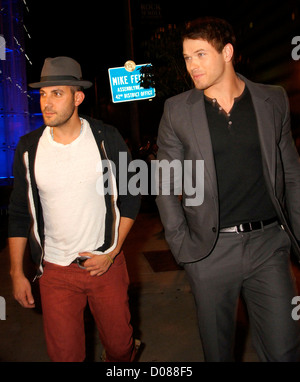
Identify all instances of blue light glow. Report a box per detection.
[0,0,38,181]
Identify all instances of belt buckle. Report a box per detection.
[75,256,91,269]
[238,222,251,232]
[237,223,246,232]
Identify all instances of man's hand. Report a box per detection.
[11,274,35,308]
[9,237,34,308]
[78,216,135,276]
[79,252,115,276]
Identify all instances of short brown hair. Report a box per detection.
[182,17,236,55]
[70,85,84,94]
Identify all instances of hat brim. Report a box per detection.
[29,79,93,89]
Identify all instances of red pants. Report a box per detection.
[39,252,136,362]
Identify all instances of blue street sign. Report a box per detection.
[108,63,155,103]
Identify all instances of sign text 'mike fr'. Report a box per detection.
[108,63,155,103]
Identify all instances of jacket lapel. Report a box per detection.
[242,76,276,189]
[187,89,218,193]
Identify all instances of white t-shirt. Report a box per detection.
[35,118,107,266]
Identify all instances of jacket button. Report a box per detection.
[212,227,217,232]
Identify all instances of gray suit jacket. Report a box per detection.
[156,74,300,264]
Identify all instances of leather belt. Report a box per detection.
[219,217,278,233]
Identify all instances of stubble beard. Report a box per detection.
[43,105,76,128]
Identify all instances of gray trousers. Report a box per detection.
[184,222,300,362]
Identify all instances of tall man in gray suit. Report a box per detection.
[156,17,300,361]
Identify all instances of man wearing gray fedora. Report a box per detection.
[8,56,141,362]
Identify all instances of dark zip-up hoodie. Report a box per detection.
[8,116,141,278]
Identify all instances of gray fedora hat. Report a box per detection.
[29,56,93,89]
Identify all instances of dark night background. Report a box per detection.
[21,0,300,153]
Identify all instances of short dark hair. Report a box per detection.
[182,17,236,55]
[70,85,84,94]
